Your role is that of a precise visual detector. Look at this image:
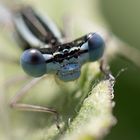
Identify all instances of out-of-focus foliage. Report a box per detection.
[100,0,140,140]
[101,0,140,50]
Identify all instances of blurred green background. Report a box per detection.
[0,0,140,139]
[100,0,140,140]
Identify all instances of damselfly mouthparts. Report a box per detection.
[9,6,105,130]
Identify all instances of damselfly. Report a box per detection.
[7,5,105,130]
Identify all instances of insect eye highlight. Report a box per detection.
[88,33,105,61]
[20,49,46,77]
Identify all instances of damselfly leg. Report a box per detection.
[100,59,115,81]
[9,77,61,130]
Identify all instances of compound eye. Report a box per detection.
[88,33,105,61]
[20,49,46,77]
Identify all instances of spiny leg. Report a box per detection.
[9,76,61,130]
[100,59,115,81]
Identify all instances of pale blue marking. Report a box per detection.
[14,14,45,48]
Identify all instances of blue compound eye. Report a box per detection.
[20,49,46,77]
[88,33,105,61]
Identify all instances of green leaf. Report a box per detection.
[60,78,116,140]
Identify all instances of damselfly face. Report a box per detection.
[21,33,105,81]
[15,6,105,81]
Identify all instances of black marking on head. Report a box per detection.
[53,52,64,62]
[42,33,93,63]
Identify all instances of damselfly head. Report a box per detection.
[20,33,105,82]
